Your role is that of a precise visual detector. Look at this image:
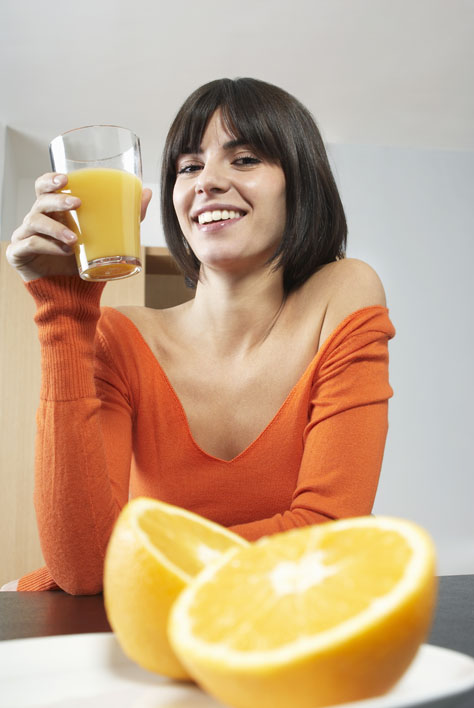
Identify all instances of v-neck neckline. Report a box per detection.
[107,305,388,464]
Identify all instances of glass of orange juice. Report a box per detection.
[49,125,142,281]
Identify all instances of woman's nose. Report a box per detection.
[194,161,229,195]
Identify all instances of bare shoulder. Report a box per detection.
[327,258,386,306]
[316,258,387,344]
[109,305,164,336]
[111,302,189,345]
[113,304,152,324]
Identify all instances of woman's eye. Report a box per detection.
[233,156,261,167]
[177,164,202,175]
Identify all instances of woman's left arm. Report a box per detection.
[230,262,395,540]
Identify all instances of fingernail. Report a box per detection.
[63,229,76,242]
[53,175,64,185]
[61,243,73,253]
[65,197,78,206]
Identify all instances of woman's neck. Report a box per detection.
[184,265,287,358]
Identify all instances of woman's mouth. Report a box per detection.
[197,209,245,225]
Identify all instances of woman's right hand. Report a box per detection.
[6,173,80,282]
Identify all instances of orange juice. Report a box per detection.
[64,168,142,280]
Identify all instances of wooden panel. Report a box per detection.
[0,243,43,586]
[145,247,195,309]
[145,273,195,309]
[146,246,182,275]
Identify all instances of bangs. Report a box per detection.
[166,79,283,168]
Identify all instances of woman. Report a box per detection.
[6,78,394,594]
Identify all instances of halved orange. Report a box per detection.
[103,497,248,678]
[168,516,437,707]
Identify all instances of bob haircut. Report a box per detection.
[161,77,347,293]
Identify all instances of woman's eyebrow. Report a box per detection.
[180,138,248,156]
[222,138,248,150]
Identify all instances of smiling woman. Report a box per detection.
[162,78,346,292]
[5,77,394,594]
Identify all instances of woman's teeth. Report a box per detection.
[198,209,243,225]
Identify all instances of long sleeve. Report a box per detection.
[17,297,394,591]
[20,276,133,594]
[17,566,59,591]
[230,308,395,541]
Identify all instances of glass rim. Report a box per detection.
[49,124,142,171]
[49,124,140,149]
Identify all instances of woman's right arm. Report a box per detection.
[8,174,151,594]
[26,275,133,594]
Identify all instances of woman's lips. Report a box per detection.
[193,207,245,233]
[196,215,244,232]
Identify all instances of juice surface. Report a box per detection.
[64,168,141,264]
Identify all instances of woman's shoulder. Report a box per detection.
[301,258,388,345]
[321,257,386,305]
[100,302,190,361]
[109,302,186,328]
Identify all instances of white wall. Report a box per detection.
[0,126,16,242]
[2,132,473,573]
[0,129,49,242]
[329,144,474,574]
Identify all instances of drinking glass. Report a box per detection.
[49,125,142,281]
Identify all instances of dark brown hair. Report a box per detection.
[161,77,346,293]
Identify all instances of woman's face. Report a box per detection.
[173,110,286,278]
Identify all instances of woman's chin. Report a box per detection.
[196,249,250,272]
[198,256,280,288]
[195,243,278,273]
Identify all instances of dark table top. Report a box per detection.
[1,575,473,656]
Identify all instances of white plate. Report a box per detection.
[1,633,474,708]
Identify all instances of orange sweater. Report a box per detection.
[18,276,395,593]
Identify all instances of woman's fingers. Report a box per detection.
[29,192,81,218]
[11,185,80,249]
[34,172,68,197]
[7,172,81,281]
[6,234,74,268]
[12,210,77,246]
[140,187,152,222]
